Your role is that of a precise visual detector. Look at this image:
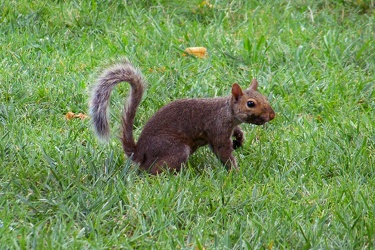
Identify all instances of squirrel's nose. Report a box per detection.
[269,110,275,120]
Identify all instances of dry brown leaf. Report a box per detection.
[76,113,89,120]
[65,111,76,120]
[183,47,207,58]
[65,112,89,120]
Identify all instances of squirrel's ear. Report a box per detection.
[232,83,243,101]
[248,79,258,91]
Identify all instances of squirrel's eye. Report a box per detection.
[247,100,255,108]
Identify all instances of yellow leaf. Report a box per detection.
[183,47,208,58]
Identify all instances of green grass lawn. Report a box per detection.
[1,0,374,248]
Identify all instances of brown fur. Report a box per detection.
[89,61,275,174]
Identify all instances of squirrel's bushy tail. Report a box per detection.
[89,61,145,157]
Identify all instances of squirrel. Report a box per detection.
[89,60,275,174]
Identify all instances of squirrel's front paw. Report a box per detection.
[232,134,244,149]
[232,139,243,149]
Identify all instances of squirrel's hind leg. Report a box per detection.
[138,139,191,174]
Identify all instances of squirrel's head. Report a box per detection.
[231,79,275,125]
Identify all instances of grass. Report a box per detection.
[1,0,374,248]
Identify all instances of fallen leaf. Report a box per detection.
[183,47,207,58]
[76,113,89,120]
[65,112,89,120]
[65,111,76,120]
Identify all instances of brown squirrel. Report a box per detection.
[89,60,275,174]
